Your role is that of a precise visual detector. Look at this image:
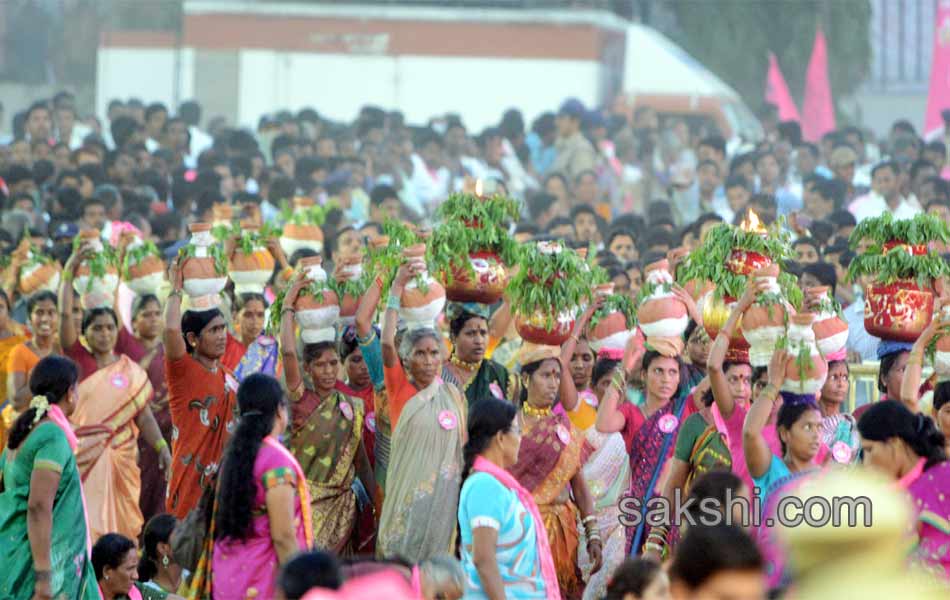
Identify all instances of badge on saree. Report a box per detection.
[438,410,458,431]
[556,424,571,444]
[832,441,852,463]
[110,373,129,389]
[366,412,376,433]
[580,390,599,407]
[658,414,679,433]
[489,382,504,399]
[340,400,354,421]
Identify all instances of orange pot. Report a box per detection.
[782,312,828,396]
[807,286,848,357]
[741,264,789,366]
[638,259,688,340]
[443,250,509,305]
[515,310,576,346]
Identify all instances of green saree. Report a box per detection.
[0,422,100,599]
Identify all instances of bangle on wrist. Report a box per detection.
[386,294,401,311]
[154,438,168,453]
[34,570,51,583]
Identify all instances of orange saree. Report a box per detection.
[71,355,153,542]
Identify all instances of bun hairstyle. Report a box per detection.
[461,398,517,483]
[7,356,79,450]
[858,400,947,469]
[139,514,177,582]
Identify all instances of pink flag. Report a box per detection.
[765,52,801,122]
[802,26,836,141]
[924,0,950,139]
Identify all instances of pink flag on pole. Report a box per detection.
[924,0,950,140]
[801,26,836,141]
[765,52,801,122]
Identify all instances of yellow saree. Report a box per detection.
[71,354,152,542]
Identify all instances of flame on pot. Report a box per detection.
[739,209,767,234]
[474,179,484,197]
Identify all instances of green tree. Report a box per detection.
[659,0,871,114]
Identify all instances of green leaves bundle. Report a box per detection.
[509,242,593,329]
[121,240,162,279]
[848,214,950,287]
[590,293,638,331]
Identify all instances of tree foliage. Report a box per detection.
[659,0,871,115]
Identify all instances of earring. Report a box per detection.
[105,575,110,581]
[162,554,170,568]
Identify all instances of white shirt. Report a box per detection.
[848,192,922,223]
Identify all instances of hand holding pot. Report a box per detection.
[265,236,288,267]
[393,260,425,291]
[767,346,793,390]
[918,296,950,345]
[168,256,184,292]
[284,273,308,309]
[736,278,772,314]
[64,242,94,277]
[672,284,701,325]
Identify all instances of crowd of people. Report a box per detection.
[0,88,948,600]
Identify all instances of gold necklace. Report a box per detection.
[522,403,553,418]
[449,353,482,372]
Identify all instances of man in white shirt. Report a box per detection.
[849,160,921,223]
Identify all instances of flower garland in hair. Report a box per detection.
[30,395,50,424]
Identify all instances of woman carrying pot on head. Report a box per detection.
[457,397,560,599]
[194,373,312,599]
[743,345,823,591]
[279,276,376,555]
[163,256,237,520]
[0,289,28,448]
[859,400,950,578]
[509,342,602,599]
[901,302,950,437]
[59,253,171,543]
[0,356,100,600]
[596,338,690,557]
[59,243,146,381]
[131,293,175,523]
[701,281,780,495]
[442,302,511,406]
[136,513,188,600]
[377,260,466,563]
[8,291,61,412]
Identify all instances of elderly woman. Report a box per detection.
[377,262,466,563]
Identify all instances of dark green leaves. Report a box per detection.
[848,213,950,248]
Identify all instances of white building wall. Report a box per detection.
[96,47,195,120]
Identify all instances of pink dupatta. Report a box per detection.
[472,456,560,600]
[262,436,315,547]
[47,404,95,554]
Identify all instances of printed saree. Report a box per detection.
[234,335,281,382]
[377,380,465,563]
[906,460,950,579]
[290,389,366,554]
[137,343,171,524]
[509,412,587,600]
[72,354,153,542]
[577,429,630,600]
[625,392,689,555]
[0,421,100,599]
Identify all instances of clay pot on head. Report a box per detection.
[182,223,228,299]
[515,309,576,346]
[864,280,935,343]
[18,259,61,296]
[588,310,634,353]
[280,197,325,256]
[74,231,119,309]
[294,256,340,344]
[368,235,390,252]
[782,312,829,396]
[212,203,234,227]
[338,253,364,323]
[701,291,749,351]
[726,248,771,276]
[741,264,790,366]
[638,259,689,340]
[807,286,849,357]
[444,250,509,305]
[398,244,446,330]
[229,222,277,295]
